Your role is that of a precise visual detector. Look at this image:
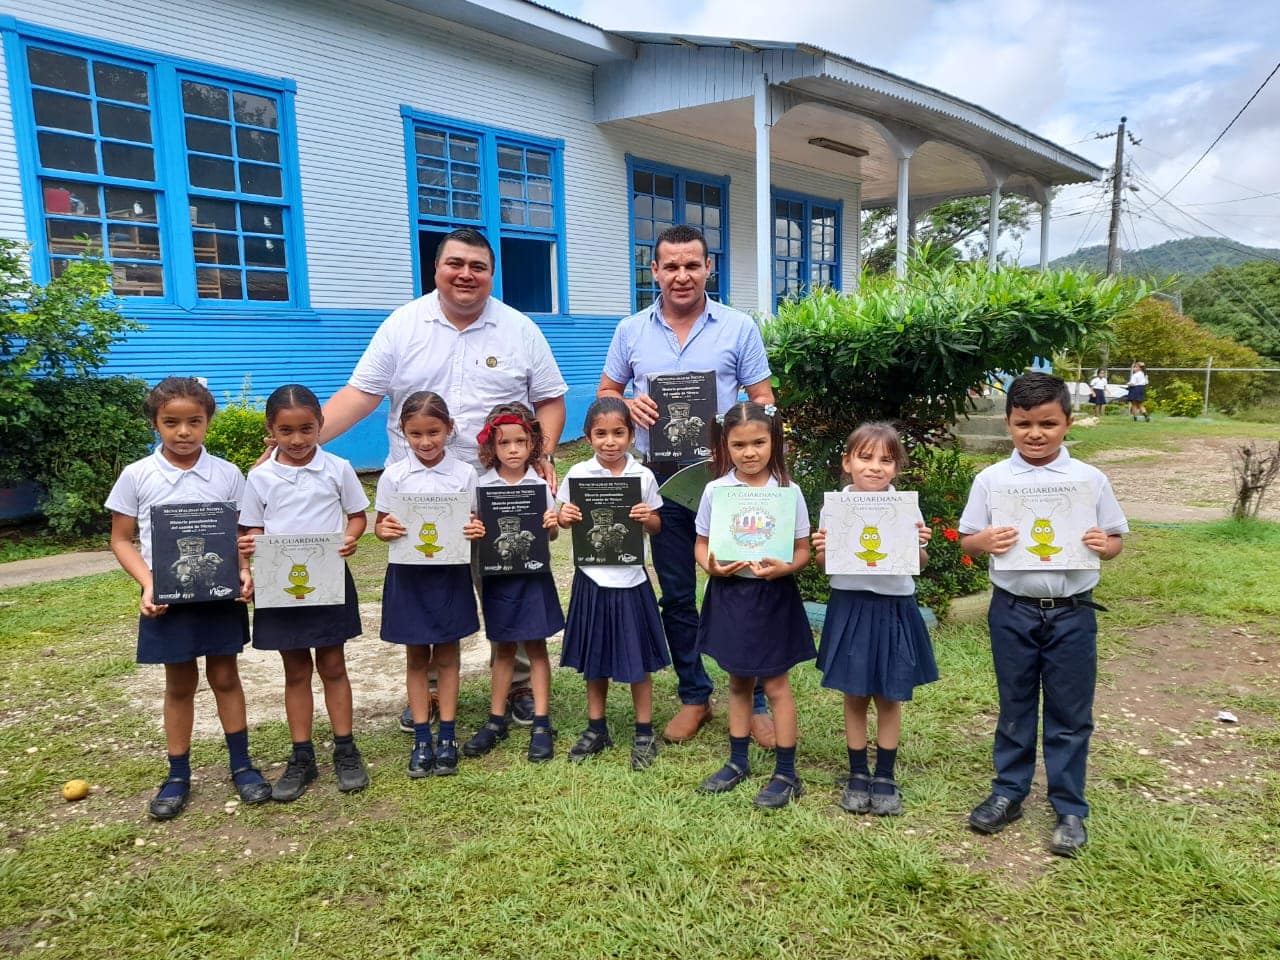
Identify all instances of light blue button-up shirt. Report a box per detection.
[603,296,772,457]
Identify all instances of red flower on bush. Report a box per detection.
[961,555,973,566]
[943,528,960,542]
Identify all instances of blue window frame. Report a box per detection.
[627,156,728,311]
[402,108,567,315]
[2,19,307,309]
[772,189,841,305]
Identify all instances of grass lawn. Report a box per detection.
[1065,411,1280,460]
[2,515,1279,958]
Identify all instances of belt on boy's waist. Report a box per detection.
[996,587,1108,613]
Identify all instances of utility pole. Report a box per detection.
[1105,116,1126,277]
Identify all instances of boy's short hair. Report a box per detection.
[1006,372,1072,418]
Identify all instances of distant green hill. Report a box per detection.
[1048,237,1280,278]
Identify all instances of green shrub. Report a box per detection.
[1152,378,1203,418]
[205,377,267,473]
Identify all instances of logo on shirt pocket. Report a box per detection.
[485,356,498,368]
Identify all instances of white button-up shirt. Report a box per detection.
[374,450,478,513]
[556,454,662,589]
[106,447,245,570]
[695,471,810,579]
[477,466,555,513]
[240,446,368,535]
[349,290,568,467]
[958,447,1128,597]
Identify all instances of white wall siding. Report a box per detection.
[0,38,24,246]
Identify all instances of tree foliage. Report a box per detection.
[861,196,1032,275]
[1181,261,1280,362]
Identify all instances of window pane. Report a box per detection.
[453,198,481,220]
[528,205,554,228]
[635,219,653,242]
[418,160,446,187]
[93,63,149,105]
[526,151,550,176]
[98,103,151,143]
[239,163,282,197]
[500,198,525,225]
[704,206,720,228]
[416,129,445,157]
[105,188,157,222]
[527,178,552,203]
[27,48,89,94]
[193,231,241,265]
[113,262,163,296]
[47,218,101,254]
[197,267,243,299]
[107,225,160,260]
[704,186,721,206]
[244,235,286,268]
[654,175,674,198]
[236,128,279,163]
[654,197,673,221]
[499,235,553,313]
[233,91,277,128]
[186,118,232,155]
[450,169,479,193]
[191,197,238,230]
[33,91,94,133]
[102,142,154,180]
[633,171,653,194]
[633,195,652,218]
[419,191,448,216]
[182,81,229,119]
[497,146,522,171]
[246,270,289,301]
[498,175,523,199]
[449,136,478,163]
[240,204,283,234]
[189,154,235,190]
[685,205,703,226]
[43,180,100,217]
[37,132,98,173]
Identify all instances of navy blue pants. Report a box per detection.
[651,497,766,712]
[987,587,1097,818]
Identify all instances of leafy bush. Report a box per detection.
[204,377,267,474]
[1152,378,1203,418]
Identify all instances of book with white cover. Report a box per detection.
[386,492,472,565]
[990,481,1099,571]
[253,533,345,608]
[822,490,921,576]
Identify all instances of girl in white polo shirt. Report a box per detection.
[106,376,271,820]
[238,384,370,801]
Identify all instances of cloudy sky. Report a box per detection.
[542,0,1280,265]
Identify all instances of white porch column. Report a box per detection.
[987,184,1001,268]
[1039,196,1051,270]
[754,75,773,313]
[895,156,910,279]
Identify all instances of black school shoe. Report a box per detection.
[408,740,435,778]
[567,728,612,762]
[507,687,536,726]
[147,778,190,820]
[699,761,750,794]
[630,733,659,770]
[231,766,272,804]
[753,774,804,809]
[838,773,872,814]
[272,751,318,802]
[528,725,555,763]
[462,719,509,758]
[333,744,370,793]
[1050,814,1088,856]
[968,793,1023,834]
[869,776,903,816]
[433,739,460,776]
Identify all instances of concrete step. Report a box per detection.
[965,395,1000,414]
[955,434,1014,454]
[954,414,1011,437]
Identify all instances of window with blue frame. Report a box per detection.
[405,111,564,315]
[772,191,840,305]
[4,22,304,306]
[628,159,727,310]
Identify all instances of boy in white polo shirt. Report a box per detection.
[958,372,1128,856]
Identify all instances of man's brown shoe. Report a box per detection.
[662,702,712,743]
[749,712,777,750]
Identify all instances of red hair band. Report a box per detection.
[476,413,530,446]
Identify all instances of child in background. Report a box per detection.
[694,402,814,808]
[374,391,482,778]
[556,398,669,770]
[1126,361,1150,421]
[238,384,370,800]
[106,376,271,819]
[1088,369,1108,418]
[960,372,1127,856]
[466,402,564,763]
[811,423,937,816]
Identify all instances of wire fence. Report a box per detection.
[1063,360,1280,416]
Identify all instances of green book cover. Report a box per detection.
[707,486,797,564]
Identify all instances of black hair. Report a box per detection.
[710,402,791,485]
[399,390,452,428]
[582,396,634,438]
[653,224,708,261]
[1006,372,1072,418]
[476,402,543,470]
[265,383,322,426]
[142,376,216,423]
[433,227,494,268]
[844,422,909,472]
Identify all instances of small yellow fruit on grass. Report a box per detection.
[62,779,90,801]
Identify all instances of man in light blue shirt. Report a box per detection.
[597,225,775,746]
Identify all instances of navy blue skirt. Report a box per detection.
[560,570,670,682]
[253,566,361,651]
[1089,389,1106,406]
[816,589,938,701]
[1127,384,1147,402]
[481,572,565,643]
[697,575,815,678]
[381,563,479,645]
[137,598,248,664]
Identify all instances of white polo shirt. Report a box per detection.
[477,466,555,513]
[820,484,922,597]
[958,447,1128,598]
[556,454,662,589]
[695,471,810,579]
[240,446,369,535]
[106,447,245,570]
[348,290,568,467]
[374,450,477,513]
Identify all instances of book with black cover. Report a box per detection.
[568,476,644,566]
[648,370,715,462]
[476,485,551,577]
[150,501,240,604]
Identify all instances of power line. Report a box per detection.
[1150,59,1280,206]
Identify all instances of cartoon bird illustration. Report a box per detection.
[855,525,888,566]
[1026,518,1063,561]
[414,521,443,557]
[284,563,316,599]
